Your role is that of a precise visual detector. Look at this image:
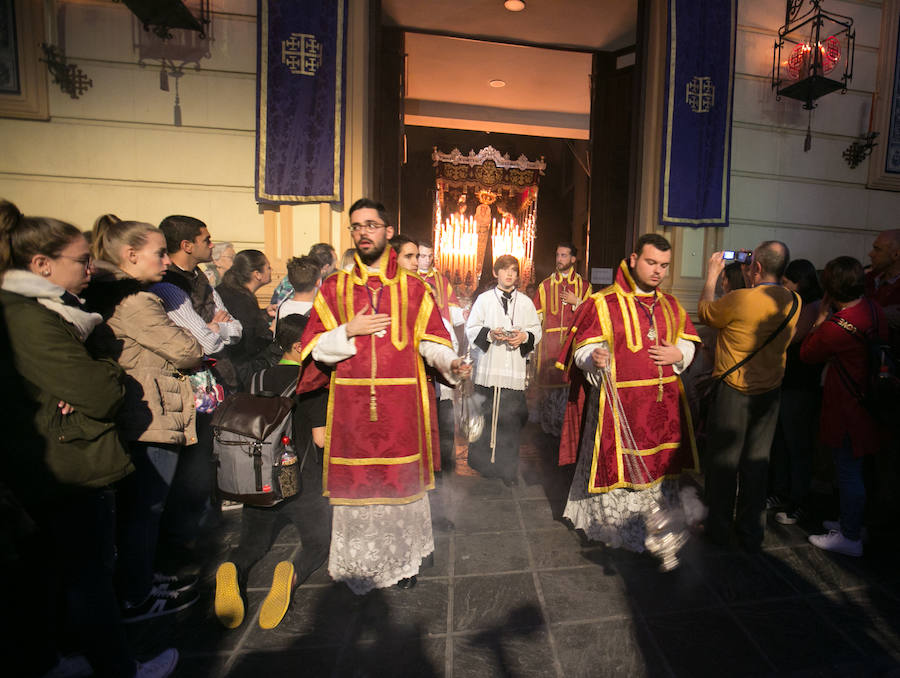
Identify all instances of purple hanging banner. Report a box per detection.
[256,0,347,205]
[659,0,736,227]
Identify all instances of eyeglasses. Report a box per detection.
[58,255,93,269]
[348,221,386,234]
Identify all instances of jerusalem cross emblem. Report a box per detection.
[686,76,715,113]
[282,33,322,76]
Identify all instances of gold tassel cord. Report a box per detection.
[369,324,379,421]
[367,283,381,422]
[489,385,501,463]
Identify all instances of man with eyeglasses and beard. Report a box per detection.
[298,198,471,593]
[533,242,591,437]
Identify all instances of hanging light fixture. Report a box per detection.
[129,0,213,127]
[116,0,210,40]
[771,0,854,149]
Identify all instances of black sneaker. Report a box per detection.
[122,587,199,623]
[396,576,417,590]
[153,572,198,593]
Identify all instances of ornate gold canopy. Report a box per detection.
[432,146,546,299]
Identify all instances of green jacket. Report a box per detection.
[0,272,133,489]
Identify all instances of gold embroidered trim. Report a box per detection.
[334,377,417,386]
[328,489,432,506]
[329,453,421,466]
[616,376,678,388]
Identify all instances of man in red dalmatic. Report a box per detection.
[417,241,464,329]
[417,241,466,471]
[299,199,470,594]
[533,242,591,436]
[557,234,701,553]
[865,229,900,353]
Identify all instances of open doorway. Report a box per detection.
[398,33,594,297]
[372,3,639,297]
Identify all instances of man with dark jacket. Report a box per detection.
[153,215,243,552]
[214,314,330,631]
[866,228,900,353]
[156,215,243,380]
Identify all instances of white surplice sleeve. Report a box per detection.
[574,336,695,381]
[311,324,356,364]
[574,341,606,388]
[420,340,459,386]
[672,337,696,375]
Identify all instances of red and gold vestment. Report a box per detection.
[419,268,461,324]
[300,249,452,506]
[533,270,591,388]
[557,261,700,492]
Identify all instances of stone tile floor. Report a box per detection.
[130,427,900,677]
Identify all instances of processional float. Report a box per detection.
[431,146,546,303]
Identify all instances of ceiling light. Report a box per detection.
[489,79,506,88]
[504,0,525,11]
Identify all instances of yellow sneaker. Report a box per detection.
[214,562,244,629]
[258,561,295,630]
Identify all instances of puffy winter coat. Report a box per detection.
[83,263,203,445]
[0,270,133,489]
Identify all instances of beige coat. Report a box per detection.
[85,264,203,445]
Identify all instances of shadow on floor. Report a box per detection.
[124,421,900,678]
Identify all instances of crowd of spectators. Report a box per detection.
[694,233,899,557]
[0,199,341,677]
[1,192,898,676]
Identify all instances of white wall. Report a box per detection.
[0,0,370,295]
[4,0,894,282]
[0,0,274,249]
[730,0,893,269]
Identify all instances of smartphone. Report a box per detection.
[723,250,750,263]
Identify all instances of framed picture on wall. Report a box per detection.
[0,0,20,94]
[869,0,900,190]
[0,0,48,120]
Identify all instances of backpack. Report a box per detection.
[211,369,299,507]
[829,299,900,425]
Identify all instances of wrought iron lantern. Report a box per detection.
[771,0,855,111]
[127,1,213,127]
[116,0,210,40]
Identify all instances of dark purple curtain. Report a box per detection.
[255,0,347,205]
[659,0,737,227]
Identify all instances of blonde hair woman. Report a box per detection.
[84,218,203,624]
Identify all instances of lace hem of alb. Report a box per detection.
[564,384,683,552]
[328,496,434,595]
[564,481,679,553]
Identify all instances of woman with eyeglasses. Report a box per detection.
[83,218,203,634]
[0,200,179,677]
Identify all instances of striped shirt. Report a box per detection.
[151,282,242,354]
